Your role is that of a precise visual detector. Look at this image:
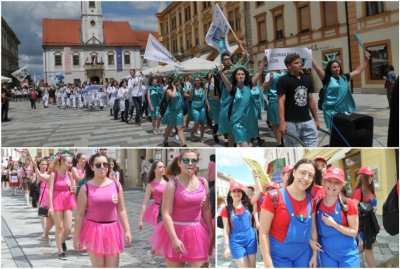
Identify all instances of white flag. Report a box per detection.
[144,34,182,68]
[205,4,232,53]
[11,66,30,82]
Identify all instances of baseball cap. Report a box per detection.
[229,182,245,192]
[358,166,376,176]
[314,156,327,164]
[281,165,293,174]
[324,167,345,183]
[265,182,279,190]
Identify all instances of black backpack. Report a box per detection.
[382,183,399,235]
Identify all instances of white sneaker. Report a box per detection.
[175,135,179,140]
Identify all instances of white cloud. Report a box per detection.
[103,13,158,31]
[130,1,160,11]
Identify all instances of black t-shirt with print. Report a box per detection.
[277,73,314,122]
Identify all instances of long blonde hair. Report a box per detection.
[165,149,200,176]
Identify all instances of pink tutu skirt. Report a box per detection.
[150,221,210,262]
[143,203,160,226]
[53,191,76,212]
[79,218,124,256]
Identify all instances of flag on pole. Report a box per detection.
[11,66,30,82]
[243,157,270,186]
[144,34,182,68]
[205,4,232,53]
[49,72,65,85]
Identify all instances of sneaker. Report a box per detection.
[175,135,179,140]
[153,130,157,135]
[62,242,67,252]
[58,252,67,260]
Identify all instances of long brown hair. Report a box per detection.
[286,158,318,193]
[355,173,375,197]
[147,161,169,183]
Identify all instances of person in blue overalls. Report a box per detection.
[311,167,360,268]
[259,158,317,268]
[221,171,262,267]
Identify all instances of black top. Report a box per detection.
[277,73,314,122]
[322,73,350,86]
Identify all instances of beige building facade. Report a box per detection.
[249,1,399,93]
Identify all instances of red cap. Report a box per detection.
[324,167,345,183]
[358,166,376,176]
[314,156,327,164]
[229,182,245,192]
[281,165,293,174]
[265,182,279,190]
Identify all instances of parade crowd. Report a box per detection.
[217,156,399,268]
[4,46,398,147]
[1,149,215,268]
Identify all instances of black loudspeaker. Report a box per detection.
[329,113,374,147]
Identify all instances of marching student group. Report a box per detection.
[2,150,214,268]
[6,43,375,148]
[218,156,390,268]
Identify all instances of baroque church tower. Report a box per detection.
[81,1,104,44]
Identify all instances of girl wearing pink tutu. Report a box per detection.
[72,153,87,186]
[48,154,76,259]
[33,158,54,242]
[73,153,132,268]
[138,160,168,229]
[151,149,213,267]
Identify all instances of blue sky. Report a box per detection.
[217,148,267,185]
[1,1,168,80]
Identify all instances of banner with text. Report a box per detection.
[265,47,312,71]
[11,66,30,82]
[116,47,123,72]
[64,47,72,74]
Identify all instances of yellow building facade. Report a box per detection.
[156,1,245,62]
[249,1,399,93]
[304,149,398,215]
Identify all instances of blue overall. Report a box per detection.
[269,188,312,268]
[229,207,257,259]
[317,201,360,268]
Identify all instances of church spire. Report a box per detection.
[81,1,104,44]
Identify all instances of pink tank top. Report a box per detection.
[53,171,72,192]
[171,177,206,222]
[84,180,120,222]
[76,167,85,178]
[151,180,167,204]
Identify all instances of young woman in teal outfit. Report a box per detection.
[312,51,370,130]
[218,65,258,147]
[264,70,286,146]
[147,77,163,135]
[162,79,187,147]
[190,76,207,142]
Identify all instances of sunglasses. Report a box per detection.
[94,162,109,169]
[182,158,199,165]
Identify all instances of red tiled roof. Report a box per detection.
[131,30,159,50]
[42,19,155,47]
[42,19,81,45]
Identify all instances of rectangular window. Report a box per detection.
[73,55,80,66]
[124,54,130,65]
[229,11,234,30]
[89,1,95,8]
[160,23,164,35]
[366,43,389,80]
[172,17,176,30]
[179,12,182,25]
[193,2,197,15]
[275,15,284,39]
[256,2,264,8]
[258,19,266,43]
[299,5,310,33]
[186,32,192,49]
[108,54,114,65]
[366,2,384,16]
[322,2,338,27]
[180,36,183,51]
[235,8,241,30]
[55,55,62,66]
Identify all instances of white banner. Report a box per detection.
[144,34,182,68]
[11,66,30,82]
[205,4,232,53]
[265,47,312,71]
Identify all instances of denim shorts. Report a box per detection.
[284,119,318,147]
